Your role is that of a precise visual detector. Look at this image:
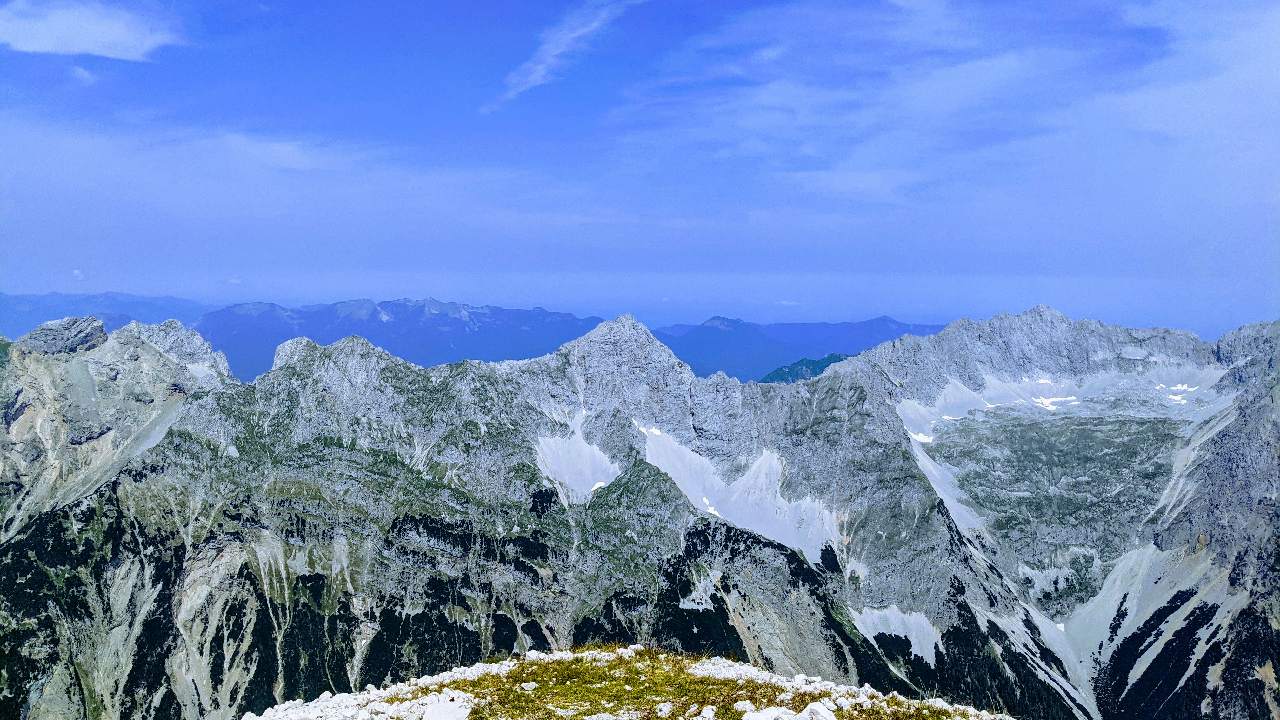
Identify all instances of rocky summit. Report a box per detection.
[0,308,1276,720]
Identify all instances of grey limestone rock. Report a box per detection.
[15,316,108,355]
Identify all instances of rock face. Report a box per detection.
[15,316,108,355]
[0,309,1275,720]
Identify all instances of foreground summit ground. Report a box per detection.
[249,646,1009,720]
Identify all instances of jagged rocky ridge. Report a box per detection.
[0,309,1276,720]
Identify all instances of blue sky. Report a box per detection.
[0,0,1276,335]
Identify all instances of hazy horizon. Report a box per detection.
[2,1,1277,339]
[0,283,1269,340]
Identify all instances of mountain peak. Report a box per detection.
[563,315,685,370]
[573,314,655,344]
[270,336,322,372]
[119,319,233,382]
[16,316,107,355]
[700,316,749,330]
[328,299,379,318]
[269,335,390,374]
[1018,304,1069,321]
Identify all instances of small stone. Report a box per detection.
[798,702,836,720]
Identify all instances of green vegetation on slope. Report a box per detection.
[760,354,851,383]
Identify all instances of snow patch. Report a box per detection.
[1031,395,1077,411]
[851,605,941,667]
[897,364,1232,443]
[969,603,1096,718]
[679,574,717,610]
[637,424,837,563]
[1151,403,1239,524]
[908,440,983,533]
[535,410,620,502]
[1064,542,1250,698]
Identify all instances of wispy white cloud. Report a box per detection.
[0,0,180,61]
[69,64,95,84]
[487,0,646,111]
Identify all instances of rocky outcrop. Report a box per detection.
[16,316,108,355]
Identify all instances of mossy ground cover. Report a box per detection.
[374,646,1003,720]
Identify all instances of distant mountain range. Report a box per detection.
[0,292,211,337]
[655,316,945,380]
[0,292,943,381]
[194,299,605,380]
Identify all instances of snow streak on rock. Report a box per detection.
[850,605,942,667]
[637,424,837,563]
[535,410,620,502]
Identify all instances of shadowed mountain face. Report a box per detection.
[760,353,852,383]
[654,316,944,380]
[1,309,1276,720]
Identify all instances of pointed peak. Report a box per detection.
[592,458,692,510]
[330,334,381,352]
[1017,304,1069,321]
[563,315,684,366]
[699,315,750,330]
[578,314,653,340]
[270,336,321,371]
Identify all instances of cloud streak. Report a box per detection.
[609,1,1279,271]
[0,0,179,61]
[487,0,646,111]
